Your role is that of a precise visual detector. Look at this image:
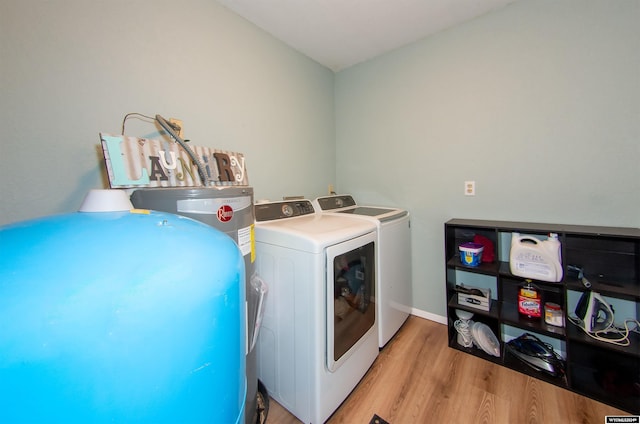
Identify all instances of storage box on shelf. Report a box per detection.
[444,219,640,414]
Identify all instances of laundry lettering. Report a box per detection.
[100,133,248,188]
[148,156,169,181]
[101,135,150,185]
[147,152,240,183]
[214,152,234,182]
[176,157,196,181]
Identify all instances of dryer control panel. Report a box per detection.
[315,195,357,211]
[255,200,315,221]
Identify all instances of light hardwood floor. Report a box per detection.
[265,316,628,424]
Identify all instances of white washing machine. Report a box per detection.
[313,195,412,348]
[254,199,378,424]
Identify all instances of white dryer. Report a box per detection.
[313,195,412,348]
[254,199,378,424]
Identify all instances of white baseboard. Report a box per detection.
[410,308,447,325]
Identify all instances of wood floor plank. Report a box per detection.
[266,316,629,423]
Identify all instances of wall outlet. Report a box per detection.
[465,181,476,196]
[169,118,183,138]
[328,184,334,195]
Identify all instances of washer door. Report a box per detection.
[325,232,376,372]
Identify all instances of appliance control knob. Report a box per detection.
[281,204,293,217]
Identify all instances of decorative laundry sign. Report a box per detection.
[100,133,248,187]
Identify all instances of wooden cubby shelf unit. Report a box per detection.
[444,218,639,414]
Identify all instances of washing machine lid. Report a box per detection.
[313,195,407,222]
[337,207,407,222]
[338,206,395,216]
[255,209,376,253]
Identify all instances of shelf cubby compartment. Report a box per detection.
[448,311,502,365]
[501,324,568,388]
[564,276,640,301]
[446,256,499,275]
[567,341,640,414]
[501,302,566,338]
[565,321,640,358]
[500,277,566,337]
[445,225,497,264]
[447,296,499,321]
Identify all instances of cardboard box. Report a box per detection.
[458,287,491,312]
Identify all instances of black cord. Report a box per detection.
[121,112,155,135]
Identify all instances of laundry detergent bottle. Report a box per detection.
[509,233,563,283]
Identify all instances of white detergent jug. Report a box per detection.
[509,233,563,282]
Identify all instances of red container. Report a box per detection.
[518,281,542,319]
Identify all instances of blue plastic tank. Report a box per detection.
[0,193,246,423]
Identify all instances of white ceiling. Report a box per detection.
[216,0,516,71]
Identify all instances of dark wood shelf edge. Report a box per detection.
[445,218,640,238]
[446,256,499,275]
[447,342,503,365]
[500,303,567,338]
[503,351,569,388]
[565,278,640,301]
[566,323,640,359]
[447,296,499,320]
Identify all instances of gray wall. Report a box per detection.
[335,0,639,320]
[0,0,335,225]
